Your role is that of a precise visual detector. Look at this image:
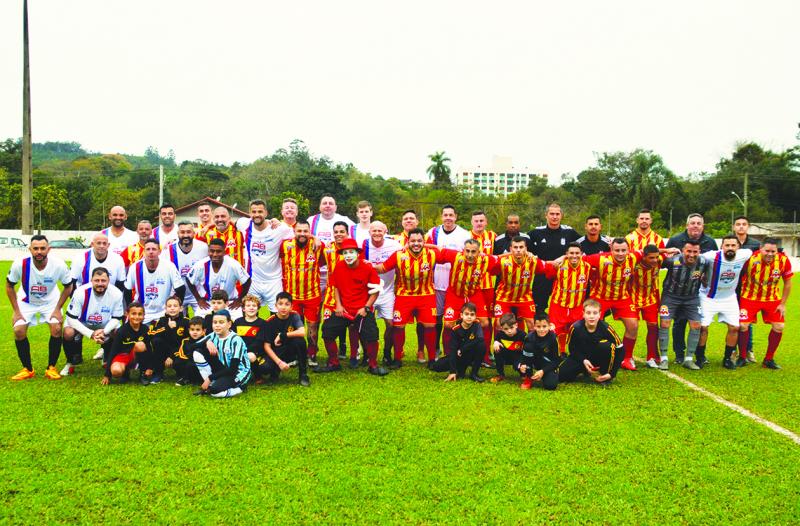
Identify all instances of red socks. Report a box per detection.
[393,328,406,361]
[765,330,782,361]
[348,327,360,360]
[423,327,437,362]
[366,341,379,369]
[557,333,567,356]
[324,340,340,366]
[483,326,493,362]
[646,326,658,361]
[623,336,636,361]
[738,329,749,358]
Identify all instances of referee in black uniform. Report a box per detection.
[528,203,579,313]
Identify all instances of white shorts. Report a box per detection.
[373,292,396,321]
[701,294,740,327]
[194,306,243,321]
[249,279,283,313]
[14,300,60,327]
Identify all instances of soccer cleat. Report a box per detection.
[490,375,505,383]
[44,366,62,380]
[10,368,35,381]
[174,377,191,386]
[481,361,494,369]
[368,366,389,376]
[307,355,318,367]
[192,388,209,396]
[722,358,737,370]
[674,353,685,364]
[682,359,700,370]
[60,363,75,376]
[299,375,311,387]
[735,357,749,368]
[746,351,756,363]
[520,377,533,390]
[313,364,342,373]
[416,351,426,364]
[645,358,659,369]
[389,359,403,370]
[139,374,151,386]
[470,374,485,383]
[348,357,359,369]
[286,360,298,368]
[658,359,669,371]
[92,349,105,360]
[620,359,637,371]
[762,359,781,370]
[149,374,163,384]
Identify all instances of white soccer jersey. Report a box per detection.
[101,227,139,256]
[426,225,471,291]
[160,240,209,305]
[187,255,250,301]
[67,283,124,329]
[153,225,179,249]
[363,237,402,295]
[237,218,294,282]
[307,213,355,246]
[699,249,753,299]
[7,255,72,306]
[125,259,184,321]
[351,224,372,246]
[70,249,126,287]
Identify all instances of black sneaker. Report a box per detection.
[735,357,749,368]
[348,357,359,369]
[299,375,311,387]
[427,361,436,371]
[174,377,191,386]
[675,353,685,364]
[762,359,781,370]
[722,358,737,370]
[139,374,151,386]
[72,353,84,366]
[193,388,209,396]
[368,366,389,376]
[389,359,403,370]
[313,364,342,373]
[470,374,485,383]
[118,375,130,384]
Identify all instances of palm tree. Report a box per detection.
[427,151,452,188]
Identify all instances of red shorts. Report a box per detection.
[393,295,437,326]
[481,288,495,310]
[635,302,660,324]
[111,351,135,367]
[493,300,536,320]
[739,298,784,324]
[293,297,321,323]
[443,291,488,321]
[595,297,637,320]
[548,302,584,335]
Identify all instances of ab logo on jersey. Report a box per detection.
[251,242,266,256]
[87,313,104,324]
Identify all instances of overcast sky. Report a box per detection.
[1,1,798,183]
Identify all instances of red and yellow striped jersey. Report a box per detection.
[395,232,410,248]
[437,248,498,297]
[322,243,343,307]
[121,242,145,268]
[205,224,245,266]
[740,251,793,302]
[279,239,323,301]
[471,230,497,289]
[545,260,592,309]
[625,230,665,252]
[382,247,440,297]
[495,254,547,303]
[584,251,643,301]
[629,258,662,307]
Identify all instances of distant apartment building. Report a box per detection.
[455,156,547,196]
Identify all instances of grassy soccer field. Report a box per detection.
[1,261,799,525]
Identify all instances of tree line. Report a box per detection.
[0,137,797,237]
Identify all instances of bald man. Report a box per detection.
[363,221,402,365]
[101,206,139,256]
[70,233,126,290]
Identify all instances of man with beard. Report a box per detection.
[124,238,186,324]
[626,209,665,251]
[204,207,245,266]
[394,209,427,363]
[102,206,139,256]
[6,235,74,380]
[577,215,610,256]
[186,238,251,319]
[153,203,179,248]
[161,221,208,313]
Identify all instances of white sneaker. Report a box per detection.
[60,363,75,376]
[286,360,298,368]
[646,358,659,369]
[683,358,700,370]
[746,351,756,363]
[658,358,669,370]
[92,349,105,360]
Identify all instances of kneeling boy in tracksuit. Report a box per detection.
[262,292,310,387]
[520,312,561,390]
[430,302,485,382]
[559,299,624,386]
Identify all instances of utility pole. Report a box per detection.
[743,171,748,217]
[21,0,33,235]
[159,165,164,207]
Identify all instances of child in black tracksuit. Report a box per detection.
[559,300,624,386]
[148,296,190,383]
[520,313,561,390]
[431,303,485,382]
[491,312,527,382]
[172,316,206,385]
[231,294,271,383]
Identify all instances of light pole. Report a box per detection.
[731,191,746,216]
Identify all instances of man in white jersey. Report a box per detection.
[425,204,471,352]
[152,203,179,248]
[236,199,293,312]
[186,238,251,319]
[124,238,186,324]
[307,195,354,247]
[363,221,401,366]
[6,235,74,381]
[160,221,208,312]
[61,267,125,376]
[102,206,139,256]
[351,200,374,245]
[70,233,126,290]
[693,234,753,370]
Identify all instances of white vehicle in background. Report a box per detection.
[0,236,27,249]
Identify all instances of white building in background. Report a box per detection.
[455,156,547,196]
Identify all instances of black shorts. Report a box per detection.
[322,311,379,343]
[660,294,702,322]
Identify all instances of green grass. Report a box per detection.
[1,261,799,525]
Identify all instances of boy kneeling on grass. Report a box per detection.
[519,312,560,390]
[101,302,150,385]
[558,299,624,386]
[148,295,189,384]
[171,316,206,386]
[192,309,252,398]
[262,292,310,387]
[490,312,526,383]
[430,302,485,382]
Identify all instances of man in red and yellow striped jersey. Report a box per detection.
[737,238,793,369]
[204,207,245,266]
[279,220,325,361]
[470,210,497,307]
[545,242,591,354]
[121,220,152,269]
[394,209,427,362]
[375,228,445,366]
[628,245,663,367]
[493,236,550,331]
[626,209,665,251]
